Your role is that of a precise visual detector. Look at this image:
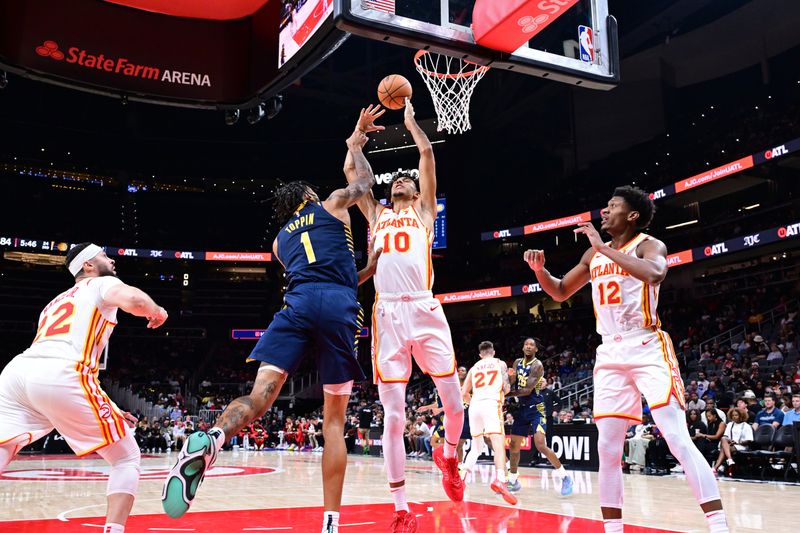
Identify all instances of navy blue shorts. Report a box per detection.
[510,402,547,437]
[248,283,366,384]
[460,406,471,440]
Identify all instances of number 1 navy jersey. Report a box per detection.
[276,201,357,292]
[515,358,545,406]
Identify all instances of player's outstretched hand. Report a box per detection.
[121,411,138,428]
[574,222,604,251]
[147,306,168,329]
[357,104,386,133]
[403,98,416,127]
[346,129,369,151]
[524,249,546,272]
[365,235,383,274]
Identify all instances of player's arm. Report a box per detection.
[508,358,521,386]
[574,223,668,285]
[102,283,167,329]
[357,234,383,286]
[344,106,385,226]
[524,247,593,302]
[323,130,375,214]
[461,369,474,404]
[499,361,511,395]
[507,360,544,398]
[403,99,437,220]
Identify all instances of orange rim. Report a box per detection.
[414,50,489,80]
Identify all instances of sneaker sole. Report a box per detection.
[491,484,518,505]
[162,433,212,518]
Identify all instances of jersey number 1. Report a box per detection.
[300,231,317,264]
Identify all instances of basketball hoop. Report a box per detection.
[413,50,489,135]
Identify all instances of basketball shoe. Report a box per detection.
[490,479,518,505]
[506,479,522,492]
[560,474,573,496]
[432,445,464,502]
[390,510,418,532]
[161,429,220,518]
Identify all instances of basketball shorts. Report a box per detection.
[460,405,471,440]
[469,399,504,437]
[371,291,456,383]
[593,328,686,423]
[249,282,366,385]
[510,401,547,437]
[0,355,129,456]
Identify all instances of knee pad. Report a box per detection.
[98,433,141,497]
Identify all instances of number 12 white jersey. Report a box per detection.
[589,233,661,337]
[19,276,123,372]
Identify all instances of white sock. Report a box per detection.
[726,458,734,466]
[495,468,507,483]
[555,466,568,478]
[390,485,409,512]
[705,511,729,533]
[508,472,518,484]
[322,511,339,532]
[603,518,623,532]
[104,523,124,533]
[209,427,226,451]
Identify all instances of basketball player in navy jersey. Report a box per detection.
[163,122,381,533]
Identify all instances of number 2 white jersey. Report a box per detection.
[469,357,505,402]
[19,276,123,371]
[589,232,661,337]
[372,205,433,294]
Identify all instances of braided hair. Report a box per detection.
[273,181,315,223]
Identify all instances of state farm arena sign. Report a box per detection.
[0,0,255,103]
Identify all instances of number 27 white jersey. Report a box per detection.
[19,276,123,371]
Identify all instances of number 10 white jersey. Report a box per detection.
[372,205,433,295]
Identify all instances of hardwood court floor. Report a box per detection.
[0,449,796,532]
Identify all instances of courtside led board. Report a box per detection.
[335,0,619,90]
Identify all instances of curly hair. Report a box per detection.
[273,181,315,223]
[613,185,655,229]
[385,171,419,201]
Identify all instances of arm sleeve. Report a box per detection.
[96,277,125,308]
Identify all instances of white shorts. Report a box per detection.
[371,291,456,383]
[0,356,129,456]
[593,328,686,423]
[469,399,504,437]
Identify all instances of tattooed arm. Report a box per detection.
[506,359,544,398]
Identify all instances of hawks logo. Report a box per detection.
[0,465,276,481]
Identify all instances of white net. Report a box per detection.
[414,51,489,135]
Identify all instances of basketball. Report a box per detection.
[377,74,412,110]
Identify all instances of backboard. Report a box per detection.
[335,0,619,90]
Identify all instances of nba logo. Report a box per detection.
[579,25,594,63]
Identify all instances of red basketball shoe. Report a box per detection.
[432,445,464,502]
[490,479,519,505]
[390,510,418,532]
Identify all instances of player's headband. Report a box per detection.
[67,244,103,276]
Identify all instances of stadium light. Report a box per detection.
[665,220,698,230]
[224,109,240,126]
[247,103,265,125]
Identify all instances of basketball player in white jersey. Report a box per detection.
[344,100,464,531]
[0,243,168,533]
[460,341,517,505]
[525,186,728,533]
